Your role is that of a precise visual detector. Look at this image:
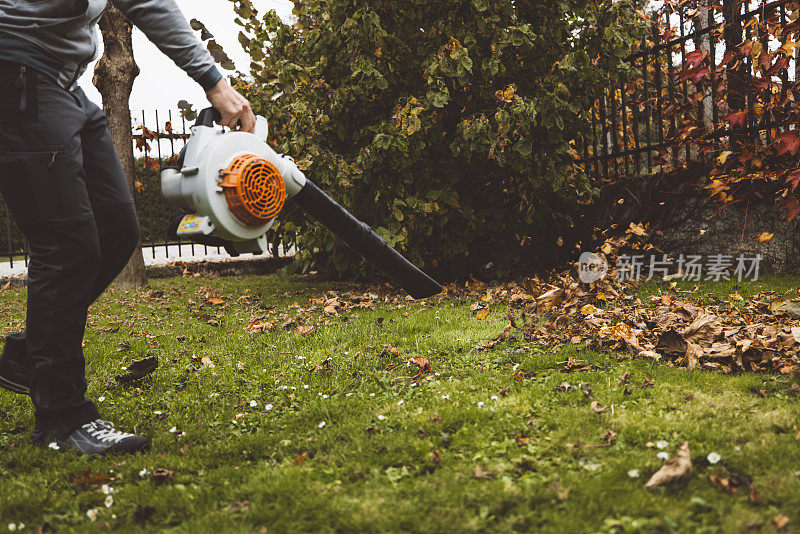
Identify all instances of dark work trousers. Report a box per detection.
[0,61,141,440]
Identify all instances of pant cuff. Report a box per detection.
[32,402,100,442]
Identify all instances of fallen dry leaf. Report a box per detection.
[479,324,512,350]
[294,453,307,465]
[474,465,494,480]
[405,357,431,378]
[247,319,274,333]
[563,357,593,373]
[600,429,617,444]
[684,342,703,371]
[70,471,114,488]
[645,441,692,490]
[590,401,607,414]
[150,468,174,482]
[707,472,748,494]
[773,514,790,530]
[756,231,774,244]
[115,356,158,384]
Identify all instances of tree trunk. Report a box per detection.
[93,6,148,290]
[722,0,746,143]
[694,0,713,131]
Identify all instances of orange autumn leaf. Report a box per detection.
[756,232,774,244]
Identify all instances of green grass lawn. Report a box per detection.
[0,273,798,533]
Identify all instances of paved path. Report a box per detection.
[0,244,271,279]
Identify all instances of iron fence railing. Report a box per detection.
[579,0,798,182]
[0,109,297,273]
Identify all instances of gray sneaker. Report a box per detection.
[44,419,150,455]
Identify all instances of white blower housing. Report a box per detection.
[161,110,306,255]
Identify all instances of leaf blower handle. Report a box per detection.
[196,107,222,128]
[291,180,443,299]
[196,107,245,130]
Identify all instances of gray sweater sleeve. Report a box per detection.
[110,0,223,91]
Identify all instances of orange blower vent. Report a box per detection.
[219,154,286,226]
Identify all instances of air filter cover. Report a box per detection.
[219,154,287,226]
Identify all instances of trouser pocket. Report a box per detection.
[0,63,38,122]
[0,149,93,228]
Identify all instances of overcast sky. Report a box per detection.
[78,0,294,120]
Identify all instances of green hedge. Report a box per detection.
[230,0,644,277]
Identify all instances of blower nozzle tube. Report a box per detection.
[292,180,443,299]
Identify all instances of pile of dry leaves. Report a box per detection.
[485,224,800,376]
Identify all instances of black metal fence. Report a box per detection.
[579,0,797,182]
[0,109,296,274]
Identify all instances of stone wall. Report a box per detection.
[594,165,800,275]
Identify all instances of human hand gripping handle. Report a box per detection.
[205,78,256,133]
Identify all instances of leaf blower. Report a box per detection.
[160,108,443,299]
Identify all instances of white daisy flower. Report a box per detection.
[98,397,105,402]
[441,395,450,400]
[657,452,670,461]
[345,393,352,397]
[377,415,387,421]
[86,509,98,522]
[265,404,273,411]
[303,385,309,389]
[139,469,148,478]
[491,395,499,401]
[318,421,326,428]
[48,442,60,450]
[707,452,721,464]
[249,400,257,407]
[397,400,404,406]
[322,394,329,399]
[104,496,113,508]
[8,524,17,532]
[656,440,668,449]
[153,410,162,415]
[370,393,375,397]
[627,469,640,478]
[101,484,113,495]
[169,426,177,433]
[477,401,485,408]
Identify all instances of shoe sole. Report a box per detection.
[36,438,152,456]
[0,374,29,395]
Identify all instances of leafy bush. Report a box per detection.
[229,0,643,277]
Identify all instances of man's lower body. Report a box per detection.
[0,60,148,453]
